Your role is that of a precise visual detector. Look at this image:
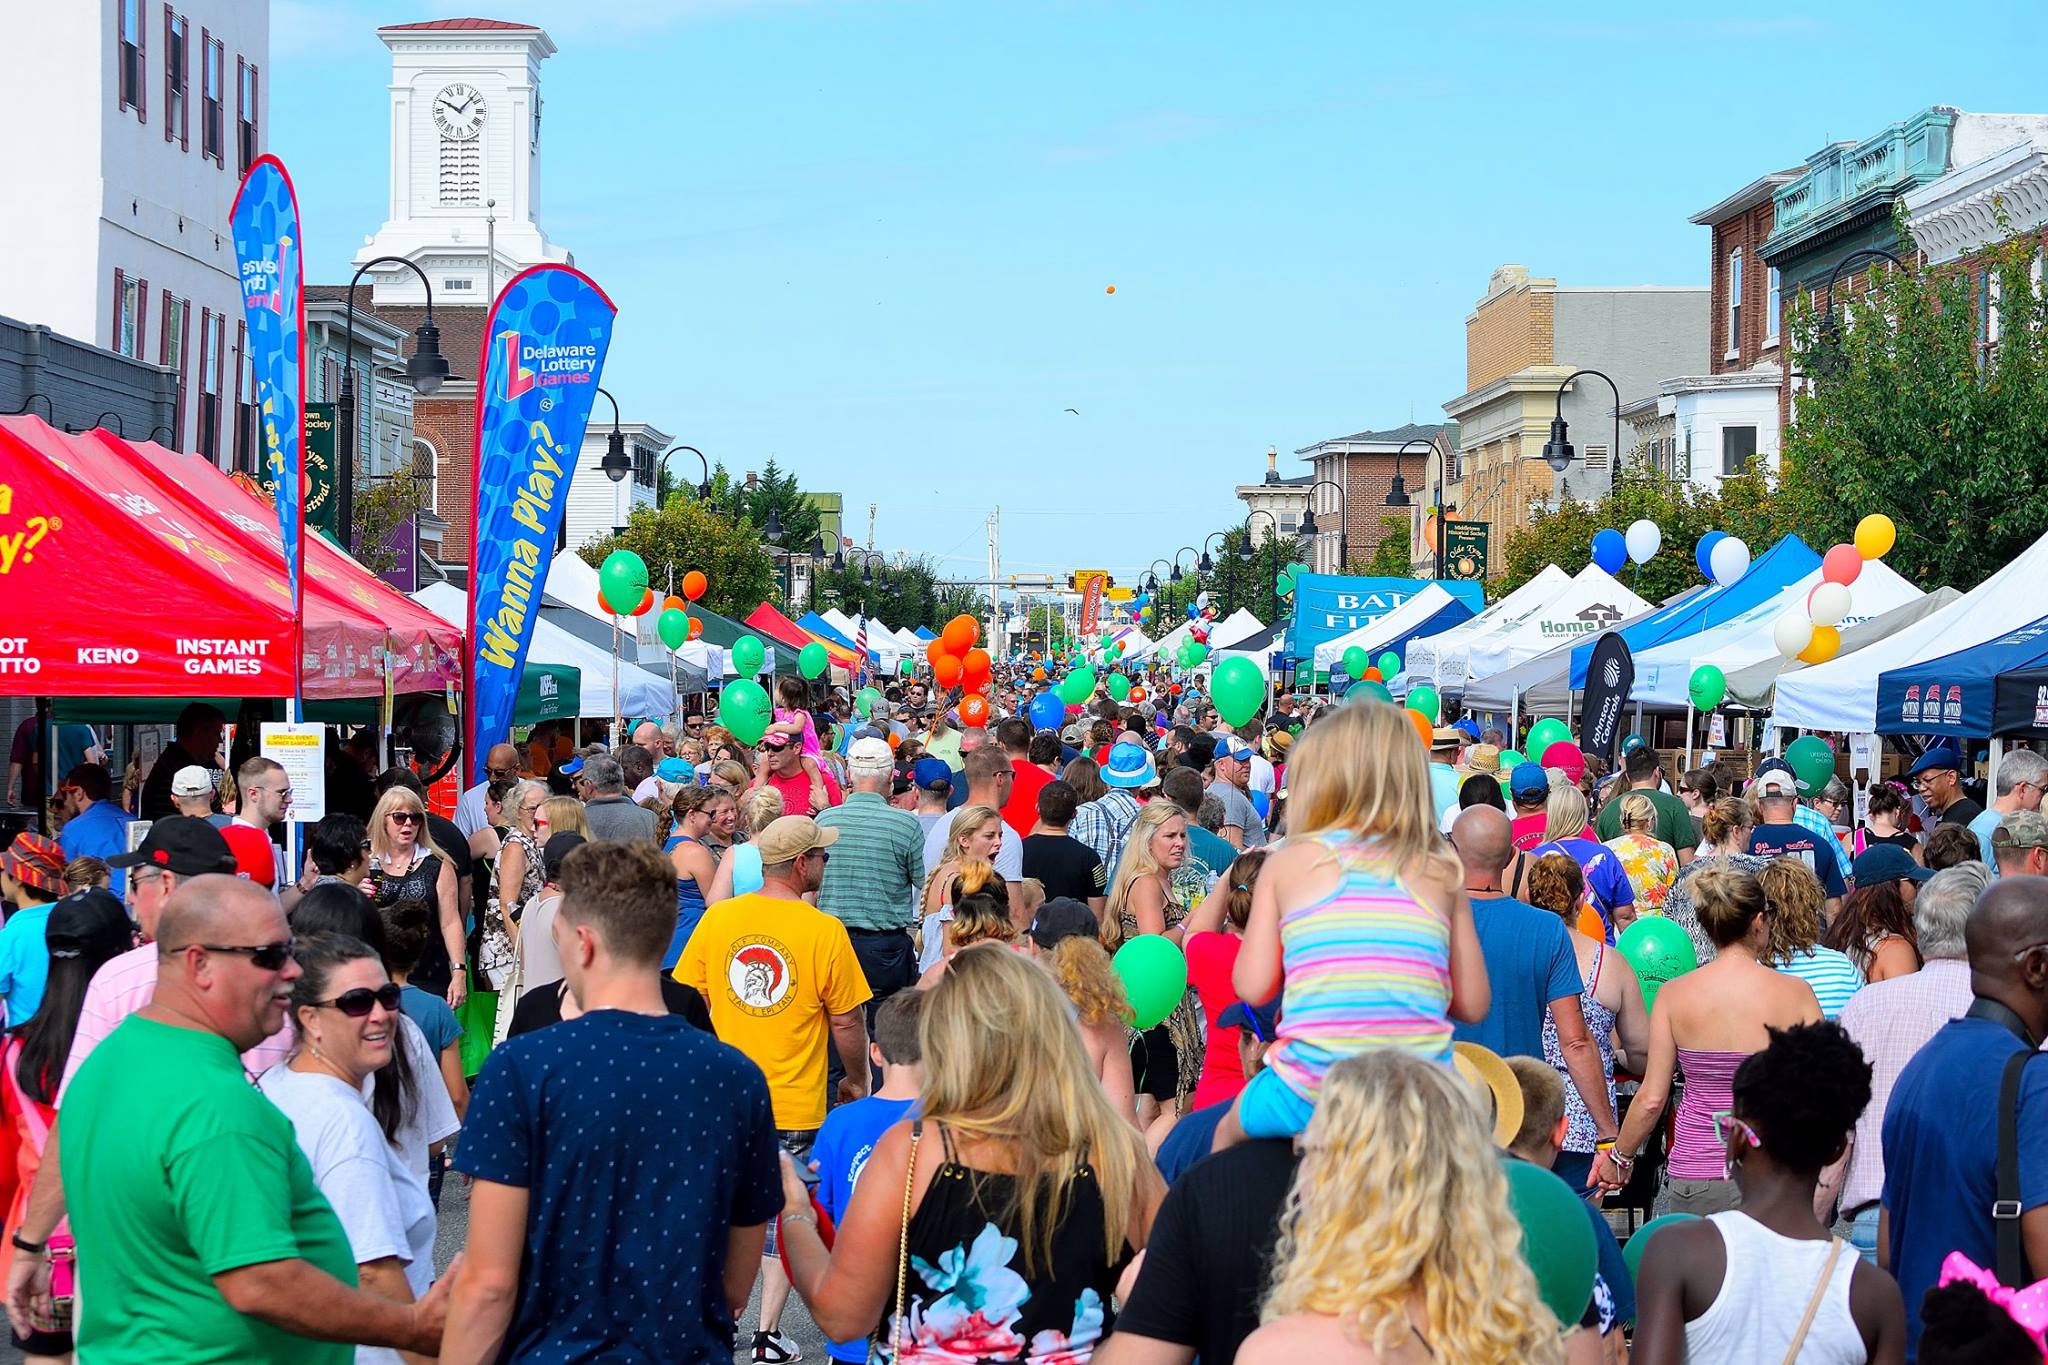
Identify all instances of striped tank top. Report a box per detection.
[1264,831,1454,1103]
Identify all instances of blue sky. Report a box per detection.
[272,0,2043,589]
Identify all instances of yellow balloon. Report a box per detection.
[1799,624,1842,664]
[1855,513,1896,561]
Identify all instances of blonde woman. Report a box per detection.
[367,787,467,1008]
[1529,783,1636,940]
[738,785,783,844]
[538,794,588,840]
[1104,802,1201,1135]
[1603,791,1678,929]
[779,944,1165,1362]
[916,892,1018,987]
[1048,934,1139,1124]
[1222,702,1488,1149]
[918,805,1006,973]
[1238,1051,1566,1365]
[662,786,727,969]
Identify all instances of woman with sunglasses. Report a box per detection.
[366,789,465,1010]
[258,934,437,1355]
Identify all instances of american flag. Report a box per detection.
[854,611,870,688]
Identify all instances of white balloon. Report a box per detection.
[1709,536,1750,585]
[1773,611,1814,658]
[1809,582,1852,627]
[1196,591,1210,610]
[1625,519,1662,565]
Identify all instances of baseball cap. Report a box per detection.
[912,758,954,793]
[1509,762,1549,801]
[45,888,133,962]
[1907,744,1964,778]
[753,815,840,864]
[1101,742,1159,790]
[1852,842,1934,886]
[1756,756,1795,778]
[558,756,585,778]
[759,729,794,751]
[1754,769,1800,797]
[1621,733,1649,755]
[1217,996,1281,1041]
[1217,737,1253,762]
[170,766,214,798]
[542,832,586,882]
[107,816,237,876]
[847,736,894,771]
[2,833,63,895]
[1994,809,2048,853]
[1027,897,1099,950]
[656,757,697,784]
[218,824,279,888]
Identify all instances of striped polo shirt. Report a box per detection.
[815,791,926,932]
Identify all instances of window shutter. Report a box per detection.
[175,299,191,446]
[111,267,126,353]
[136,280,149,362]
[135,8,145,124]
[159,289,171,364]
[232,319,246,468]
[162,6,173,141]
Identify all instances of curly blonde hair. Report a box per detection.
[1755,857,1826,967]
[739,786,784,842]
[1049,935,1133,1028]
[1261,1051,1564,1363]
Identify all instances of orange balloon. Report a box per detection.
[597,588,619,616]
[682,570,707,601]
[1575,906,1606,942]
[1405,708,1433,747]
[933,655,963,688]
[634,587,656,616]
[1129,686,1147,703]
[1031,666,1047,682]
[1105,285,1116,295]
[942,614,978,655]
[962,648,992,686]
[886,731,901,750]
[926,639,949,667]
[1362,667,1384,683]
[960,695,991,728]
[1799,625,1842,664]
[687,616,703,641]
[663,594,686,614]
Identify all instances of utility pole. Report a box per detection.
[986,506,1002,650]
[866,501,877,551]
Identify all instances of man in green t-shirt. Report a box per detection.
[1592,745,1699,862]
[47,876,449,1362]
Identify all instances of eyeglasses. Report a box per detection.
[2012,942,2048,965]
[388,811,422,825]
[1712,1112,1762,1150]
[357,840,372,853]
[487,766,519,779]
[186,940,295,971]
[314,983,403,1017]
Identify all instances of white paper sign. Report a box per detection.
[259,723,327,824]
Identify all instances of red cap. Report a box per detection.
[218,825,277,888]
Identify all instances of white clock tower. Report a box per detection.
[353,18,570,307]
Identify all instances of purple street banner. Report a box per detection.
[228,155,308,680]
[467,265,617,782]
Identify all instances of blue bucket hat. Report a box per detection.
[1101,742,1159,790]
[657,757,696,784]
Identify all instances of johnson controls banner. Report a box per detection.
[466,266,616,782]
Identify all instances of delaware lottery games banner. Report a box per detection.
[228,155,308,636]
[466,266,616,782]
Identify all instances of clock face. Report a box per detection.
[433,83,486,140]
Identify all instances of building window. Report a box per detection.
[1721,425,1758,476]
[162,295,188,446]
[164,10,188,147]
[112,271,144,358]
[1278,513,1297,536]
[196,310,221,459]
[118,0,144,118]
[1726,247,1743,355]
[201,33,222,162]
[236,59,259,173]
[1764,266,1781,348]
[414,438,440,517]
[235,325,258,473]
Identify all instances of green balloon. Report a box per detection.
[797,641,829,680]
[1526,717,1572,758]
[1377,651,1401,678]
[1111,934,1188,1031]
[1688,664,1727,711]
[1618,915,1699,1011]
[1351,680,1393,705]
[1503,1160,1599,1327]
[597,550,648,611]
[1212,657,1264,727]
[1785,735,1837,797]
[1185,643,1209,667]
[1106,673,1131,702]
[1341,645,1370,679]
[1621,1213,1700,1289]
[1058,665,1097,706]
[1408,684,1441,724]
[717,679,772,745]
[900,656,916,676]
[1498,749,1525,770]
[732,634,766,676]
[657,607,689,651]
[857,686,881,719]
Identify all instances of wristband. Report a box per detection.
[783,1212,817,1230]
[11,1233,45,1255]
[1594,1138,1616,1151]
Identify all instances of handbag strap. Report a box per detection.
[1781,1236,1846,1365]
[1997,1046,2043,1286]
[890,1120,923,1362]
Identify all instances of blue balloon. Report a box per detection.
[1696,531,1727,579]
[1187,604,1201,619]
[1028,691,1066,732]
[1249,789,1271,821]
[1591,529,1627,575]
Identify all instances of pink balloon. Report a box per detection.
[1542,741,1586,783]
[1822,543,1864,587]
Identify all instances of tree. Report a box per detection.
[1778,223,2048,592]
[579,496,774,619]
[703,458,823,561]
[814,553,947,630]
[1023,603,1070,652]
[1364,515,1411,577]
[349,475,427,580]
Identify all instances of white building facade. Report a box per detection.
[564,422,667,552]
[1,0,269,465]
[1234,446,1310,545]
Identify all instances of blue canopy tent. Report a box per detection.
[797,611,880,666]
[1876,616,2048,738]
[913,626,938,641]
[1567,535,1821,689]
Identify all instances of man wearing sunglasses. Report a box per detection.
[454,744,525,840]
[43,876,450,1360]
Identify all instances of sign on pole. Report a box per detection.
[260,722,327,823]
[1440,520,1491,581]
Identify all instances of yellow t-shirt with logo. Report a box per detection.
[676,891,872,1130]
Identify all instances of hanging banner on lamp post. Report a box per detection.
[466,265,616,783]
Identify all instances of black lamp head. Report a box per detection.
[764,507,785,544]
[1197,550,1214,574]
[1385,473,1411,507]
[600,429,631,483]
[1542,415,1574,473]
[1299,507,1319,539]
[407,319,449,396]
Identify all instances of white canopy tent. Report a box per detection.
[1459,595,1680,717]
[1456,564,1650,683]
[1402,565,1573,688]
[1312,585,1464,670]
[1725,588,1963,710]
[819,608,909,671]
[1210,608,1268,650]
[1772,533,2048,733]
[415,582,678,719]
[1627,560,1924,709]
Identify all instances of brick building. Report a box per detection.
[1292,423,1445,574]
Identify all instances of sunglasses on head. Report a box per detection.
[389,810,422,825]
[316,983,404,1018]
[193,940,295,971]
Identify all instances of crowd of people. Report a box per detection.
[2,672,2047,1363]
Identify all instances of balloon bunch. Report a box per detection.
[1592,520,1662,573]
[926,615,993,725]
[655,568,712,651]
[1695,531,1750,587]
[597,550,653,618]
[1773,514,1895,666]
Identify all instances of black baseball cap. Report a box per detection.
[542,832,587,883]
[106,817,237,876]
[45,888,134,962]
[1028,897,1099,950]
[1218,996,1282,1041]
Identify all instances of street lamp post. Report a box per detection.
[1243,510,1281,622]
[1144,558,1172,595]
[1197,531,1229,575]
[1298,479,1349,573]
[657,444,712,504]
[1171,545,1199,585]
[593,386,632,537]
[1386,436,1445,577]
[339,257,449,552]
[1540,369,1622,476]
[1816,247,1906,380]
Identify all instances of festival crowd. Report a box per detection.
[3,669,2048,1364]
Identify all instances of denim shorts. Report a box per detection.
[1835,1203,1881,1266]
[1236,1068,1316,1139]
[762,1128,818,1259]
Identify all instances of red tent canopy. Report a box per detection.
[0,416,459,699]
[743,601,811,650]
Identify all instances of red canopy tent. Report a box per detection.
[0,415,459,700]
[743,601,855,670]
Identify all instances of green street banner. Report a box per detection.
[1441,520,1490,580]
